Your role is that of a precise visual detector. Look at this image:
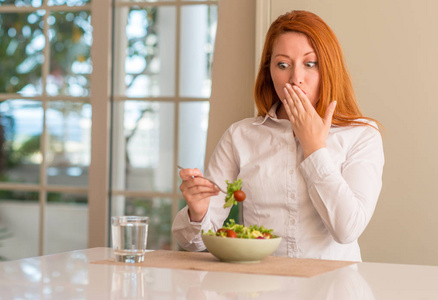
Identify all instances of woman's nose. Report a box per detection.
[289,67,303,85]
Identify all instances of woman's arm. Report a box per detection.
[299,126,384,244]
[172,127,239,251]
[281,83,383,243]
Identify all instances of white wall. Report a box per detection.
[269,0,438,265]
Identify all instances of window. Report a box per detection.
[110,0,217,250]
[0,0,217,260]
[0,0,91,260]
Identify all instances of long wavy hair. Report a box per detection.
[254,10,378,127]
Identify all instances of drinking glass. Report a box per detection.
[111,216,149,263]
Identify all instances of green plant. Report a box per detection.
[124,198,172,250]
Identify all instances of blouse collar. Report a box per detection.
[252,101,282,125]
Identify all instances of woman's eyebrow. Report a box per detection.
[273,51,315,59]
[272,54,290,59]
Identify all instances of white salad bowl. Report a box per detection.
[201,234,282,263]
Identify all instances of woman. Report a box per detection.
[172,10,384,261]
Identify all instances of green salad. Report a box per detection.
[210,180,276,239]
[203,219,277,239]
[223,179,246,208]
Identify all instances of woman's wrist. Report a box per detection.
[303,143,326,158]
[187,207,207,223]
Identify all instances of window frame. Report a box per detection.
[0,1,94,256]
[0,0,218,254]
[108,0,218,250]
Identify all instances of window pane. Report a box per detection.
[0,192,39,261]
[112,101,174,193]
[114,7,176,97]
[0,12,44,96]
[44,192,88,255]
[111,197,172,250]
[0,0,42,7]
[47,11,92,97]
[46,101,91,187]
[47,0,90,6]
[178,198,186,210]
[180,5,217,98]
[178,101,209,171]
[0,100,43,184]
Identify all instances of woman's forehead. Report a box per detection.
[271,32,315,56]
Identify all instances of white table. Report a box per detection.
[0,248,437,299]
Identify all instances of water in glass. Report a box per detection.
[111,216,148,263]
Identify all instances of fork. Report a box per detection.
[177,165,227,194]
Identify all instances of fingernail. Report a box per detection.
[283,88,289,95]
[285,83,291,89]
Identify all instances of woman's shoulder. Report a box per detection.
[330,119,383,150]
[332,118,380,134]
[330,119,383,156]
[356,118,380,129]
[227,116,261,132]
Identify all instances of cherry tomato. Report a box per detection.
[263,233,272,239]
[226,229,237,238]
[233,190,246,202]
[216,228,227,236]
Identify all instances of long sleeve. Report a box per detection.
[172,126,239,251]
[299,124,384,244]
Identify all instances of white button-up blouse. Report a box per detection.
[172,102,384,261]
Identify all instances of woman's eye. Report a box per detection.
[277,62,289,70]
[305,61,318,68]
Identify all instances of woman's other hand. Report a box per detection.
[179,168,220,222]
[281,83,337,158]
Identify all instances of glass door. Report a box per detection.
[0,0,217,259]
[110,0,217,250]
[0,0,92,260]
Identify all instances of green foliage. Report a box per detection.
[124,198,172,250]
[3,133,41,169]
[0,188,86,203]
[125,7,158,90]
[0,12,43,93]
[0,10,91,95]
[49,11,91,95]
[0,188,39,201]
[9,134,40,167]
[16,134,40,156]
[47,192,87,204]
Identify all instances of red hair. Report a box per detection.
[254,10,378,128]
